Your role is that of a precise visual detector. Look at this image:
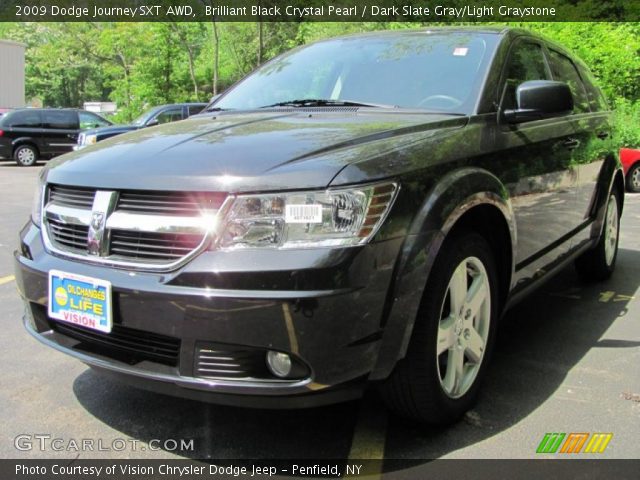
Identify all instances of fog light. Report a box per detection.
[266,351,292,378]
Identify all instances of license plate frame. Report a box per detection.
[48,269,112,333]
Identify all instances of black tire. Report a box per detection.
[379,231,499,425]
[575,192,620,282]
[626,163,640,193]
[14,144,38,167]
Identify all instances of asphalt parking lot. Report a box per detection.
[0,160,638,466]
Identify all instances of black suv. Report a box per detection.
[0,108,112,166]
[15,28,623,424]
[75,103,207,149]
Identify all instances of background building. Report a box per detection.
[0,40,25,108]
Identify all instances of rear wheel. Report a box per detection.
[575,192,620,281]
[14,144,38,167]
[380,232,498,424]
[627,163,640,193]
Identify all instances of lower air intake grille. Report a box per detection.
[50,320,181,366]
[195,343,271,380]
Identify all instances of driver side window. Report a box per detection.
[502,41,550,110]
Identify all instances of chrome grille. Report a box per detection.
[117,191,226,216]
[43,184,227,270]
[48,185,96,209]
[48,219,89,252]
[110,230,203,260]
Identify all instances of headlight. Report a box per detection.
[31,175,45,227]
[217,182,397,250]
[83,134,97,145]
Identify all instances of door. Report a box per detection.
[41,110,79,155]
[4,110,43,152]
[495,39,581,287]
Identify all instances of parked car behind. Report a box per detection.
[15,27,624,425]
[620,148,640,192]
[0,108,112,166]
[76,103,207,149]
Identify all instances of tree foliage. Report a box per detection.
[1,21,639,139]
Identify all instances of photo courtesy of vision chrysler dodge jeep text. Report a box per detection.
[14,27,623,424]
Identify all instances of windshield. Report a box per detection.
[214,32,495,113]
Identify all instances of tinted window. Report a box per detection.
[5,110,42,128]
[576,64,608,111]
[153,108,183,125]
[79,111,110,129]
[215,33,494,113]
[502,42,550,109]
[43,110,78,129]
[548,50,589,113]
[188,105,204,116]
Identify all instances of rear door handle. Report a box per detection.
[563,138,581,150]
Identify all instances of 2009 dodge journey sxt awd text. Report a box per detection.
[15,27,624,424]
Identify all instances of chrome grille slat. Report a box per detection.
[194,344,271,380]
[43,185,227,269]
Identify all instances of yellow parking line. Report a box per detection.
[346,396,388,479]
[0,275,15,286]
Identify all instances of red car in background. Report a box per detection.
[621,148,640,193]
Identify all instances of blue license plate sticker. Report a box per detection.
[48,270,112,333]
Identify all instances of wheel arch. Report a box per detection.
[370,167,516,380]
[12,138,40,155]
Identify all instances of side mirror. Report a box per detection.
[503,80,573,124]
[146,119,159,127]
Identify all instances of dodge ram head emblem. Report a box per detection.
[91,212,104,230]
[86,191,117,256]
[88,212,105,256]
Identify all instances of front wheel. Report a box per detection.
[575,192,620,281]
[14,144,38,167]
[380,232,498,424]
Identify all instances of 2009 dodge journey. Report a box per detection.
[15,27,624,424]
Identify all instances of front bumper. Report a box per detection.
[15,221,404,407]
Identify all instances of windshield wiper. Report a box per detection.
[260,98,397,109]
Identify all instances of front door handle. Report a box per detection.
[563,138,581,150]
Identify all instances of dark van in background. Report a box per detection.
[0,108,112,166]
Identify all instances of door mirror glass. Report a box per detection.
[504,80,573,123]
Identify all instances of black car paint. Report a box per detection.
[80,103,207,144]
[14,28,624,407]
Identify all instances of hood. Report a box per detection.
[47,110,467,192]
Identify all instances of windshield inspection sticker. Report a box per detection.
[285,204,323,223]
[453,47,469,56]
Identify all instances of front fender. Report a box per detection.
[370,167,516,380]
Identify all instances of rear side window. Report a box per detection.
[188,105,203,116]
[5,110,42,128]
[43,110,78,129]
[548,50,589,113]
[502,41,550,110]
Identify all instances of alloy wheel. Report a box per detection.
[604,195,619,266]
[436,256,491,399]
